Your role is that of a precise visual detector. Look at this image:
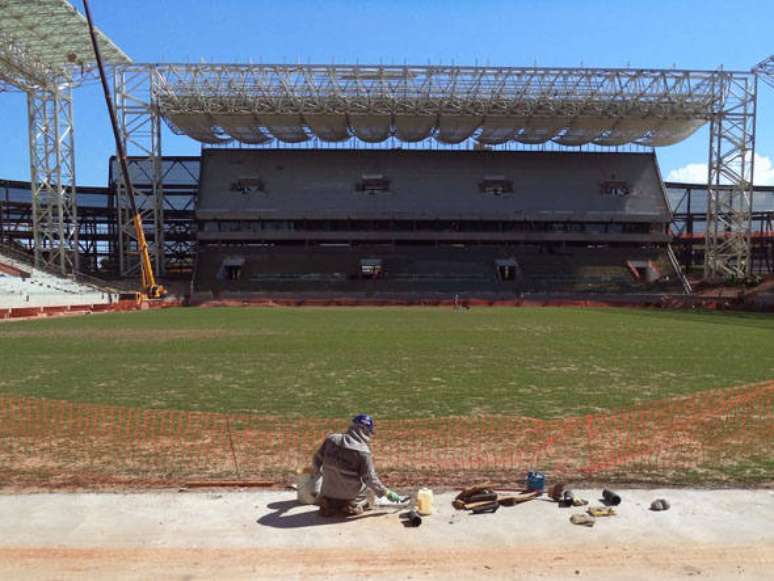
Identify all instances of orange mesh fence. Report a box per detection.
[0,382,772,488]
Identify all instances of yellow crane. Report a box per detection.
[83,0,165,299]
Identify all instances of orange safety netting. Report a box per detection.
[0,381,771,488]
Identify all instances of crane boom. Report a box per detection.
[82,0,165,299]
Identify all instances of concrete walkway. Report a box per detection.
[0,489,772,579]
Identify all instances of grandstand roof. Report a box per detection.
[0,0,130,89]
[153,63,727,147]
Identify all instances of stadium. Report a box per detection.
[0,1,773,578]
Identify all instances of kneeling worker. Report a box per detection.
[312,414,405,516]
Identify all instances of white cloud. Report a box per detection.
[666,153,774,186]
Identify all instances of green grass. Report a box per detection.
[0,307,772,419]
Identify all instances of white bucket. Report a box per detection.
[297,473,322,505]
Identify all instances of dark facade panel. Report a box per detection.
[196,149,671,223]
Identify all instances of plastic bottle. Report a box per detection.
[527,471,545,492]
[416,487,434,515]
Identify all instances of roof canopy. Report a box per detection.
[153,64,723,148]
[0,0,130,89]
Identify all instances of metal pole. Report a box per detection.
[82,0,162,296]
[81,0,139,220]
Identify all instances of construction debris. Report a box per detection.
[650,498,671,511]
[498,491,540,506]
[602,488,622,506]
[570,513,595,527]
[587,506,616,517]
[400,510,422,527]
[549,481,567,501]
[452,484,539,512]
[471,501,500,515]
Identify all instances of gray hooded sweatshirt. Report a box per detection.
[312,425,387,501]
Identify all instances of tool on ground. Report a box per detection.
[498,491,540,506]
[453,483,496,509]
[416,487,434,515]
[527,471,545,492]
[386,489,410,504]
[400,510,422,527]
[471,501,500,515]
[587,506,616,517]
[82,0,165,300]
[650,498,670,511]
[570,513,595,527]
[602,488,622,506]
[466,491,498,504]
[453,484,539,511]
[558,490,575,507]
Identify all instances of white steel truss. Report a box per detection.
[154,64,720,117]
[115,62,760,282]
[152,64,721,147]
[0,0,130,89]
[26,82,78,272]
[754,55,774,89]
[113,65,164,277]
[1,0,130,274]
[705,73,757,281]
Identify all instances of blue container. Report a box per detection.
[527,471,545,492]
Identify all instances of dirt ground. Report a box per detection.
[0,489,772,579]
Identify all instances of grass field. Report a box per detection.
[1,306,772,419]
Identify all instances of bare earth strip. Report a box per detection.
[2,381,772,488]
[0,490,772,579]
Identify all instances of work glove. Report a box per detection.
[385,490,402,503]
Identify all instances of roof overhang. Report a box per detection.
[149,63,733,148]
[0,0,130,90]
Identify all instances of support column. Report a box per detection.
[113,65,164,277]
[27,83,78,274]
[704,73,757,281]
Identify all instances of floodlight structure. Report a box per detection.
[113,63,759,281]
[0,0,129,273]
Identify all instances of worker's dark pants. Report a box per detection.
[317,494,373,516]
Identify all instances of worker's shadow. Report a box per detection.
[257,499,387,529]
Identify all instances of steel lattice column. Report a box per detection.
[113,65,164,277]
[26,83,79,274]
[705,73,757,281]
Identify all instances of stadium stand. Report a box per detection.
[193,149,684,296]
[0,245,117,309]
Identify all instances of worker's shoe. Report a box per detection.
[342,503,364,516]
[318,497,335,518]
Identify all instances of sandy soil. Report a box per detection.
[0,489,772,579]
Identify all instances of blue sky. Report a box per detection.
[1,0,772,185]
